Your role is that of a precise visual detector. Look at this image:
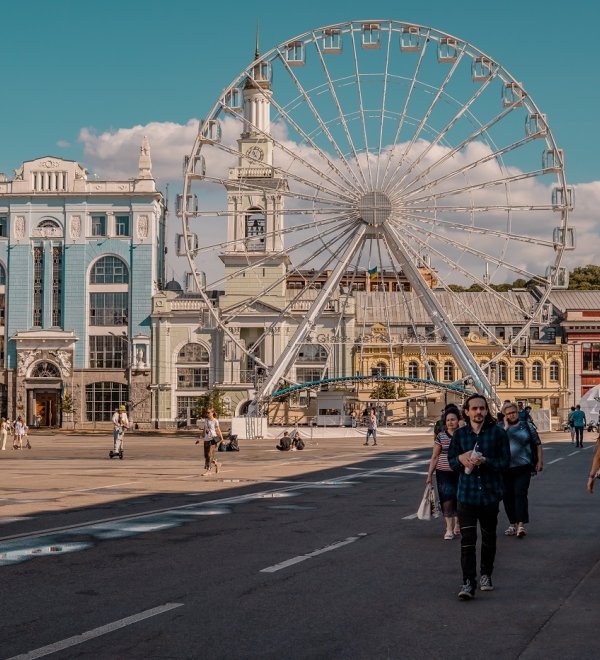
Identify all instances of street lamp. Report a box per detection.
[108,331,132,423]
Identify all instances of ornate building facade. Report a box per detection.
[0,140,165,428]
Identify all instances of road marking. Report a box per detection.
[547,457,564,465]
[567,451,580,456]
[5,602,184,660]
[260,533,367,573]
[73,482,136,493]
[403,513,418,520]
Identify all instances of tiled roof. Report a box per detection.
[547,290,600,310]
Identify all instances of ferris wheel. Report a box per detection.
[179,20,572,407]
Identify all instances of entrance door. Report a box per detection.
[35,393,58,427]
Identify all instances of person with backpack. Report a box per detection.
[500,402,543,539]
[199,408,223,475]
[111,405,129,457]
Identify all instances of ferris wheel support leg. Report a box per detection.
[382,226,500,408]
[255,224,367,404]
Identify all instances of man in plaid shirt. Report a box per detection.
[448,394,510,600]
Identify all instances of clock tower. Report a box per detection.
[220,40,289,309]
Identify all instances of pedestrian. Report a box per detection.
[350,410,357,428]
[567,406,576,442]
[364,409,377,446]
[586,433,600,494]
[111,405,129,456]
[571,404,586,448]
[500,402,543,538]
[200,408,223,475]
[13,416,26,450]
[23,423,32,449]
[426,405,461,540]
[0,417,7,450]
[448,394,510,600]
[276,431,292,451]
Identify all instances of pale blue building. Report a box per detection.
[0,139,165,428]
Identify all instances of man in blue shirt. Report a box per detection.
[448,394,510,600]
[570,405,586,448]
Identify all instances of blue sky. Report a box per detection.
[1,0,597,273]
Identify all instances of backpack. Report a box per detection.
[295,438,305,450]
[227,435,240,451]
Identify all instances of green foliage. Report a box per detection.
[61,389,76,413]
[194,389,226,418]
[370,380,397,400]
[568,265,600,290]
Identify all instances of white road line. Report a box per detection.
[403,513,418,520]
[73,482,136,493]
[6,602,184,660]
[260,533,367,573]
[547,457,564,465]
[568,451,580,456]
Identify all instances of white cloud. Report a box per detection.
[56,139,71,148]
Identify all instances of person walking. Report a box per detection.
[111,405,129,456]
[200,408,223,475]
[448,394,510,600]
[364,409,377,446]
[0,417,7,450]
[571,404,586,448]
[13,416,26,450]
[567,406,576,443]
[586,433,600,494]
[500,402,543,539]
[426,406,461,540]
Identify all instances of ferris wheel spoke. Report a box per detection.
[387,70,499,198]
[396,133,537,203]
[373,28,395,190]
[395,209,556,248]
[211,214,358,294]
[384,45,467,194]
[395,216,548,284]
[274,51,367,194]
[311,32,371,192]
[379,34,430,191]
[349,28,374,189]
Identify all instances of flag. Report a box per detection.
[368,266,378,280]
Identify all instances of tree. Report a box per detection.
[370,380,397,400]
[194,389,227,418]
[568,265,600,290]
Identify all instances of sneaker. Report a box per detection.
[444,531,454,540]
[516,525,526,538]
[504,525,516,536]
[458,580,476,600]
[479,575,494,591]
[363,442,369,446]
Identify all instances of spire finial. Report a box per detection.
[255,22,260,60]
[138,135,153,179]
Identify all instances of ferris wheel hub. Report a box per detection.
[357,191,392,226]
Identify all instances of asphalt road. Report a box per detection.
[0,431,599,659]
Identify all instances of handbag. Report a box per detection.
[417,484,440,520]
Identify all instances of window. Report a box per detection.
[30,361,61,378]
[549,361,560,382]
[460,326,470,337]
[0,217,7,237]
[245,208,266,251]
[89,335,127,368]
[426,361,437,381]
[407,361,419,379]
[178,343,210,362]
[498,362,508,384]
[90,256,129,284]
[443,361,455,382]
[532,361,542,382]
[177,396,202,421]
[512,327,521,337]
[86,382,128,422]
[91,215,107,237]
[33,246,44,326]
[514,361,525,381]
[0,337,4,367]
[177,368,209,389]
[544,327,557,341]
[52,246,62,327]
[296,367,327,383]
[371,362,387,377]
[0,264,5,285]
[115,215,130,236]
[90,292,128,326]
[0,294,4,326]
[530,326,540,340]
[582,343,600,371]
[495,327,506,340]
[297,344,328,362]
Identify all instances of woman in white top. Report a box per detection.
[0,417,7,450]
[201,409,224,475]
[14,416,26,450]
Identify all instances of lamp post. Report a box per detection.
[109,331,132,423]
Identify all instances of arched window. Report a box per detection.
[426,360,437,381]
[549,360,560,382]
[30,361,61,378]
[371,361,387,377]
[86,382,128,422]
[443,361,455,382]
[532,361,543,382]
[407,361,419,379]
[297,344,328,362]
[296,343,328,383]
[514,361,525,382]
[38,218,61,230]
[0,264,6,285]
[90,256,129,284]
[245,207,266,251]
[177,342,210,389]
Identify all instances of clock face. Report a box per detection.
[247,146,264,162]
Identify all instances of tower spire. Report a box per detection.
[255,22,260,60]
[138,135,152,179]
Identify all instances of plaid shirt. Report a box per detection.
[448,422,510,506]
